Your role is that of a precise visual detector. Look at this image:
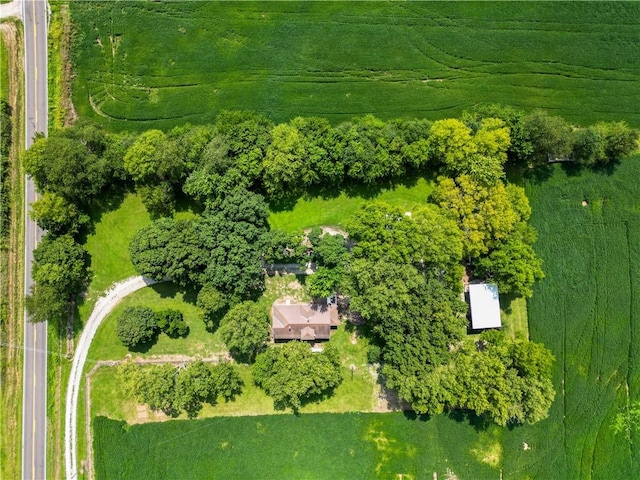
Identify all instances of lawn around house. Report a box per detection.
[269,176,434,232]
[90,159,640,479]
[86,282,226,362]
[86,274,377,419]
[89,323,376,424]
[78,193,152,323]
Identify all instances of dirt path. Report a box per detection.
[0,20,25,480]
[65,276,163,480]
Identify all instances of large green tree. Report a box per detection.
[347,201,414,264]
[428,117,510,185]
[184,110,272,198]
[24,134,112,206]
[29,192,89,236]
[124,129,185,184]
[30,234,90,300]
[196,284,229,331]
[347,201,463,284]
[432,175,527,258]
[118,360,243,418]
[129,218,209,287]
[476,225,544,298]
[199,189,269,297]
[337,115,405,183]
[263,123,314,199]
[253,342,343,411]
[523,110,574,163]
[313,233,347,267]
[219,301,270,362]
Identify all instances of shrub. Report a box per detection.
[116,306,159,349]
[156,309,189,338]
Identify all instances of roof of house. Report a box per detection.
[468,283,502,330]
[272,301,339,341]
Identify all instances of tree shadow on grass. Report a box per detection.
[70,296,86,339]
[499,292,519,316]
[591,158,620,176]
[267,172,427,214]
[447,409,492,432]
[560,162,584,178]
[174,191,205,217]
[127,333,160,354]
[77,186,130,243]
[149,282,198,305]
[403,410,431,422]
[523,164,554,185]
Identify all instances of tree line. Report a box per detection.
[117,359,243,418]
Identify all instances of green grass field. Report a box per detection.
[512,159,640,478]
[89,322,375,423]
[86,282,226,362]
[93,412,503,480]
[78,193,152,327]
[269,176,433,232]
[70,1,640,132]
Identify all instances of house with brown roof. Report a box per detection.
[271,300,340,341]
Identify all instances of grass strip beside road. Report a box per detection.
[0,20,25,480]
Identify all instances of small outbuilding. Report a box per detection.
[468,283,502,330]
[271,300,340,341]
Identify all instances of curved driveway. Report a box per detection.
[65,276,160,480]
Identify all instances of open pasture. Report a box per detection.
[70,1,640,132]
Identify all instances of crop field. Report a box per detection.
[516,159,640,478]
[70,1,640,132]
[93,413,503,480]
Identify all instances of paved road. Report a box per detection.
[21,0,48,479]
[65,276,160,480]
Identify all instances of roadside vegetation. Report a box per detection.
[69,2,640,132]
[0,19,24,480]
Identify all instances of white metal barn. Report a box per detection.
[468,283,502,330]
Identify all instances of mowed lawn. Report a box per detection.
[70,1,640,132]
[269,176,433,232]
[93,413,503,480]
[79,193,151,321]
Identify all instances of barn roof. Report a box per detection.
[468,283,502,330]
